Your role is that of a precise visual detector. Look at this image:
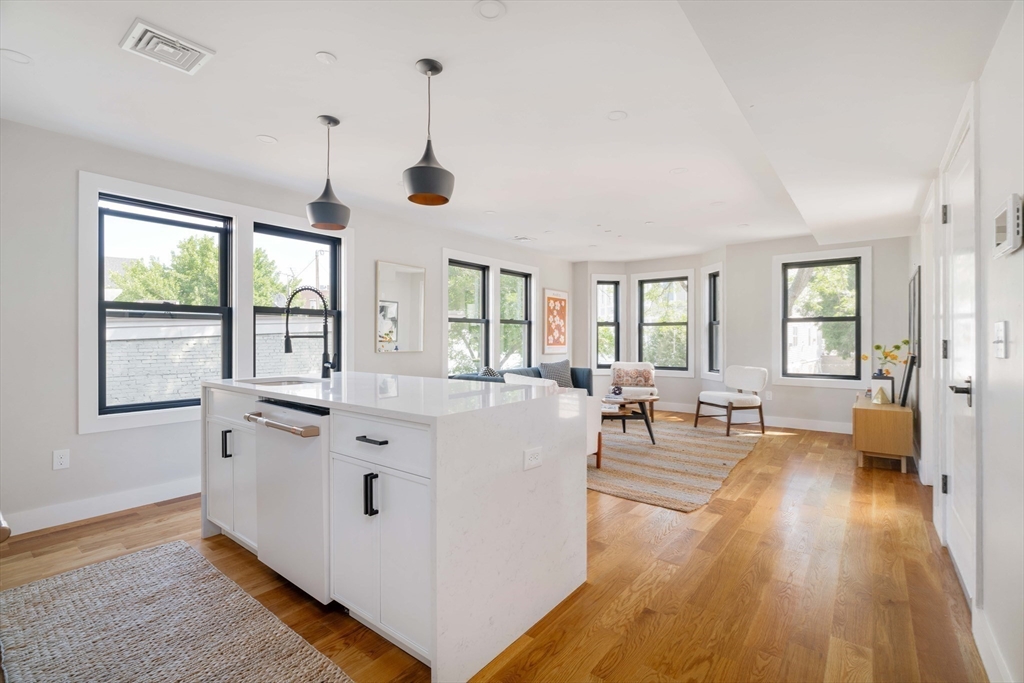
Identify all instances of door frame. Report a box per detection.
[935,84,984,608]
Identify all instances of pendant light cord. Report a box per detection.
[427,74,432,140]
[326,125,331,178]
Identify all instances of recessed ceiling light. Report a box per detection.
[644,221,654,226]
[511,235,535,242]
[256,134,278,144]
[617,235,623,238]
[604,229,612,233]
[737,223,750,228]
[0,49,32,65]
[711,201,725,207]
[589,244,598,248]
[607,110,628,122]
[315,51,337,65]
[543,230,554,234]
[669,167,687,175]
[484,210,496,215]
[473,0,507,21]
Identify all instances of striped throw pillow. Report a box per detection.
[480,367,500,377]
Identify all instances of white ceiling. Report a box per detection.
[0,1,1011,260]
[680,0,1012,243]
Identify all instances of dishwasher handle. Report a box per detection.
[243,412,320,438]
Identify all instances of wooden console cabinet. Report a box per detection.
[852,394,913,473]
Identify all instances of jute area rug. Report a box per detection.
[0,541,353,683]
[589,419,761,512]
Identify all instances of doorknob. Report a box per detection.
[948,376,972,408]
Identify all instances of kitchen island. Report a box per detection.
[200,372,587,683]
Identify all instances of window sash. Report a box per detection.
[499,270,531,369]
[707,272,720,373]
[98,196,231,415]
[596,280,620,368]
[781,257,861,380]
[252,224,341,376]
[448,261,489,374]
[638,277,688,370]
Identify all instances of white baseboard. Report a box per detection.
[5,476,201,536]
[973,607,1013,683]
[656,401,852,434]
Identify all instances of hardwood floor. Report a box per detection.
[0,414,986,683]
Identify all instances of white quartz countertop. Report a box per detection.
[202,372,571,422]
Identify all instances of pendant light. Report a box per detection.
[306,115,351,230]
[404,59,455,206]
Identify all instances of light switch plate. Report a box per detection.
[53,449,70,470]
[994,321,1008,359]
[523,447,542,470]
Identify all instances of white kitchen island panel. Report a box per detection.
[201,373,588,683]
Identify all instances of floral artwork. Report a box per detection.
[544,289,568,354]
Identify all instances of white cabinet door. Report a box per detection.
[206,420,234,531]
[331,454,380,623]
[378,468,431,656]
[232,428,258,549]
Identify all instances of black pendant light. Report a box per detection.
[306,115,351,230]
[404,59,455,206]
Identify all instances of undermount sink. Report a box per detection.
[237,378,325,387]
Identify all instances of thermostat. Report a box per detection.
[994,193,1022,258]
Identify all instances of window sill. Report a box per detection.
[593,368,611,376]
[79,405,200,435]
[773,376,868,390]
[701,371,723,381]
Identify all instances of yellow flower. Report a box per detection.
[884,369,891,376]
[861,354,869,361]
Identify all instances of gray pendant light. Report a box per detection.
[404,59,455,206]
[306,115,351,230]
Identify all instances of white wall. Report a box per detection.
[0,120,573,532]
[574,235,909,432]
[975,3,1024,680]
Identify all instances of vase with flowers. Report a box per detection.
[862,339,910,403]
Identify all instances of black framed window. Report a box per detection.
[782,257,861,379]
[707,271,721,373]
[596,281,620,368]
[638,277,688,370]
[99,194,231,414]
[448,260,489,375]
[499,270,531,370]
[253,224,340,377]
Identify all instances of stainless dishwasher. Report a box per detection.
[244,398,332,604]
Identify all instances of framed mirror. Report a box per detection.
[376,261,425,352]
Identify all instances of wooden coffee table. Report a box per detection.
[601,396,659,445]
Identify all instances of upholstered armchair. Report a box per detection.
[609,362,658,399]
[694,365,768,436]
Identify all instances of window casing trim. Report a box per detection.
[589,274,624,375]
[442,248,540,377]
[771,246,872,390]
[447,259,491,375]
[628,268,695,378]
[78,171,354,434]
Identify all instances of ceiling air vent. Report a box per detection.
[119,19,215,75]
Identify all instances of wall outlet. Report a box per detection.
[53,449,70,470]
[764,391,773,401]
[523,447,542,471]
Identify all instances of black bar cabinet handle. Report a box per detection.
[363,472,379,516]
[221,429,232,458]
[356,435,389,447]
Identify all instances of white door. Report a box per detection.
[206,420,234,531]
[379,467,431,656]
[232,428,258,549]
[331,454,380,623]
[944,124,977,601]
